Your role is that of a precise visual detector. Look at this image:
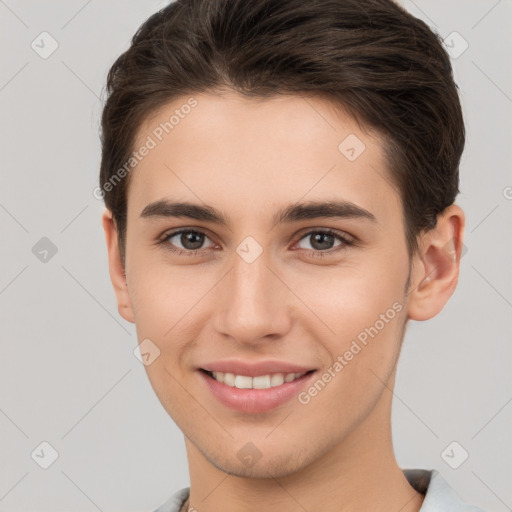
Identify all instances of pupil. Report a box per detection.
[183,232,203,249]
[312,233,333,250]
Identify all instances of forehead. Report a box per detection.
[128,91,400,226]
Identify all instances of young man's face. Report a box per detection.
[103,91,450,478]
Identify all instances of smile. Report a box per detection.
[199,368,317,413]
[209,371,308,389]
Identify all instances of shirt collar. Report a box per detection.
[155,468,485,511]
[403,468,485,511]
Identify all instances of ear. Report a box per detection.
[406,204,465,321]
[101,209,135,324]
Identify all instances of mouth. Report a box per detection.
[202,369,314,389]
[198,368,317,413]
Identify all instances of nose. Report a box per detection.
[212,248,292,346]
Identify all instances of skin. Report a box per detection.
[102,91,465,512]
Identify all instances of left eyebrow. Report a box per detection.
[272,199,377,227]
[139,198,377,229]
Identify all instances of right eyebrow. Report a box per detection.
[140,200,232,228]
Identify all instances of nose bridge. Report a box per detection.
[214,244,290,343]
[232,247,269,300]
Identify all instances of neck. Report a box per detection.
[184,372,424,512]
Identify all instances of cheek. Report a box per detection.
[289,259,407,403]
[295,284,406,440]
[127,248,195,330]
[127,264,202,415]
[127,258,215,378]
[289,255,406,338]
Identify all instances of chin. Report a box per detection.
[205,444,314,479]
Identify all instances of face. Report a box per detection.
[115,91,415,477]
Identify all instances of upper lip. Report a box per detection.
[200,359,315,377]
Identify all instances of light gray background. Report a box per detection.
[1,1,511,511]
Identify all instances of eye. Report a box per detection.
[159,229,216,256]
[295,229,354,257]
[158,227,354,259]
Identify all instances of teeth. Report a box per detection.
[212,371,224,383]
[234,375,252,389]
[253,375,271,389]
[284,373,296,383]
[210,371,307,389]
[270,373,284,387]
[224,372,235,386]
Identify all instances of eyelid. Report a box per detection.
[292,228,355,257]
[158,226,355,256]
[159,226,354,242]
[158,228,217,250]
[295,226,355,244]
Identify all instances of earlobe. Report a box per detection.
[406,204,465,321]
[101,209,135,324]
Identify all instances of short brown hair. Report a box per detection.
[99,0,465,265]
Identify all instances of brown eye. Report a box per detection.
[160,229,215,255]
[295,229,354,258]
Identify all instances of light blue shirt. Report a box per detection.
[153,468,486,511]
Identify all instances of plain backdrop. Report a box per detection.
[0,1,511,511]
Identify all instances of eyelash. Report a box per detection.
[158,228,354,259]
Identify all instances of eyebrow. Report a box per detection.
[140,199,377,229]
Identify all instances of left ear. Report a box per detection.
[406,204,465,321]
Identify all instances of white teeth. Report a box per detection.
[234,375,252,389]
[270,373,285,387]
[224,373,235,386]
[210,371,307,389]
[252,375,271,389]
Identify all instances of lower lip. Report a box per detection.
[199,370,316,414]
